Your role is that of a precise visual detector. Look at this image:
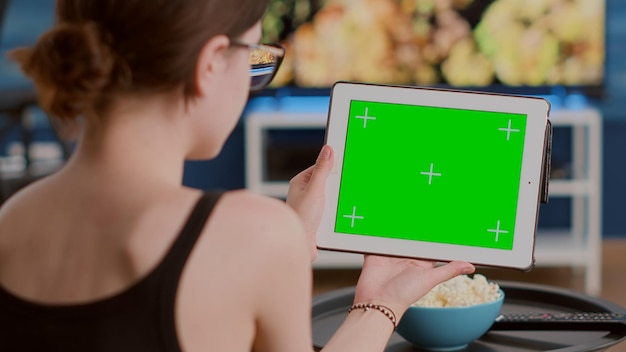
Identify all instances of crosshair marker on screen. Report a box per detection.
[487,220,509,242]
[343,206,364,228]
[355,107,377,128]
[498,119,520,141]
[420,163,442,185]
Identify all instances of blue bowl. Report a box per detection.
[396,290,505,351]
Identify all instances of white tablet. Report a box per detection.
[317,82,552,270]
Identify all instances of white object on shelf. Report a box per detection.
[244,108,602,296]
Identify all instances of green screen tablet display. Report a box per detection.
[334,100,527,250]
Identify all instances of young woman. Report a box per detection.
[0,1,474,351]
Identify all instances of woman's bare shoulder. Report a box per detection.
[175,190,313,350]
[211,190,305,244]
[0,177,53,225]
[178,188,310,296]
[218,190,295,217]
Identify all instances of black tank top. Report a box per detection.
[0,192,222,352]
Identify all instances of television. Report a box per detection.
[260,0,606,98]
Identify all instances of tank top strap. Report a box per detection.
[155,191,224,351]
[161,191,224,271]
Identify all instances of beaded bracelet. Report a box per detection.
[348,303,398,330]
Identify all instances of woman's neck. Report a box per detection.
[62,94,192,189]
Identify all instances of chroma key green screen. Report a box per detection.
[335,100,528,250]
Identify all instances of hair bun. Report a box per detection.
[12,22,116,119]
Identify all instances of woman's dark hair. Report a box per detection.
[8,0,268,120]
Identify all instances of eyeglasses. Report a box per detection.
[230,41,285,92]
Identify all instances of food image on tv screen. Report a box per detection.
[262,0,605,89]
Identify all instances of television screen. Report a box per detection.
[261,0,605,96]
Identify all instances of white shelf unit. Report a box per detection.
[244,108,603,295]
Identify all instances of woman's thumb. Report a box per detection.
[308,145,334,190]
[426,261,475,287]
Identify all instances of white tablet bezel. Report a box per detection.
[317,82,551,270]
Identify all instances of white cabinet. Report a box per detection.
[244,106,602,295]
[536,108,603,296]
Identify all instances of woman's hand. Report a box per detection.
[286,145,334,263]
[354,255,475,320]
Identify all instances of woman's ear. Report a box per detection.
[194,35,231,97]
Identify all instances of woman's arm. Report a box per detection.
[321,257,474,352]
[248,198,316,352]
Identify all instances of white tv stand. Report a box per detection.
[244,106,603,296]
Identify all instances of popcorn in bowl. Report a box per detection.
[412,274,502,308]
[398,274,505,350]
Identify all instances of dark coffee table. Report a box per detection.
[312,281,626,351]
